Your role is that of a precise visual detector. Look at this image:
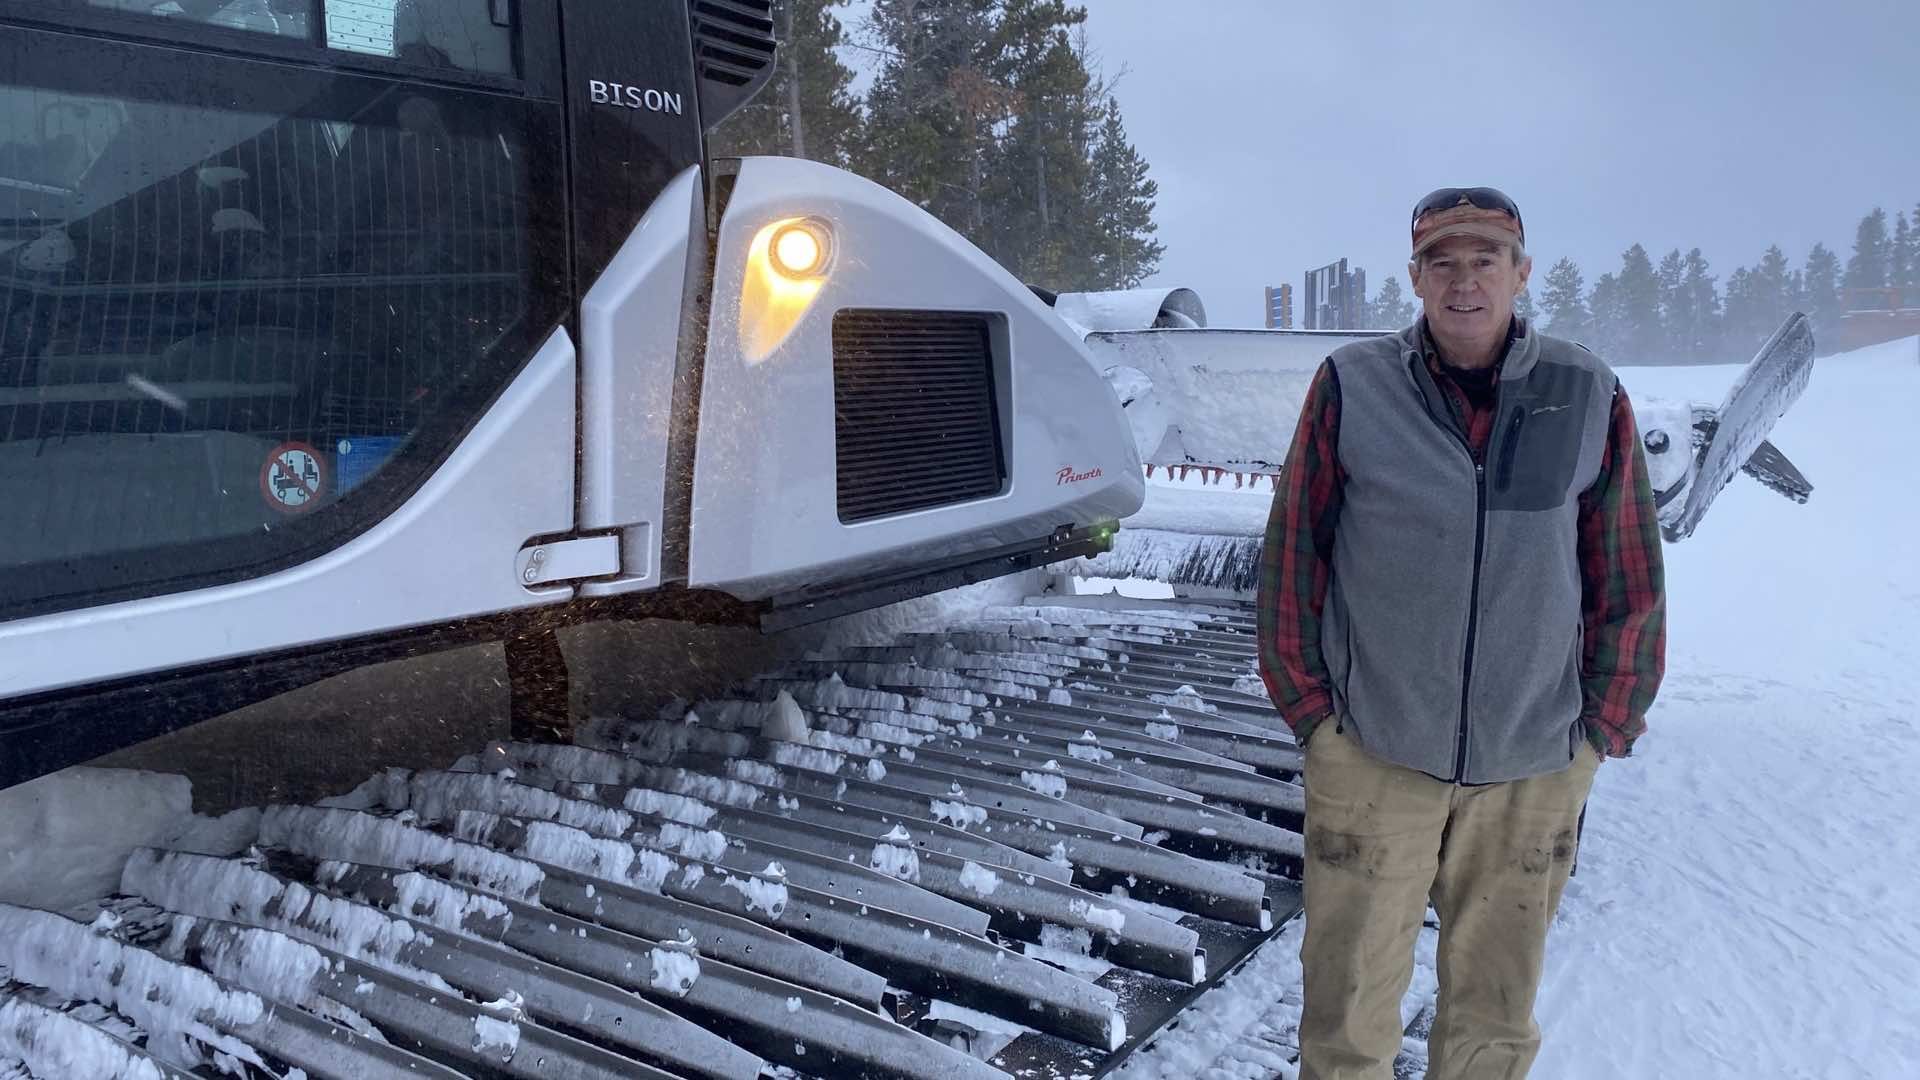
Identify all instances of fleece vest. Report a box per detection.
[1322,319,1616,783]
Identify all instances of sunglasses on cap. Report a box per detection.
[1411,187,1524,240]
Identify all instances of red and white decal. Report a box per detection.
[261,441,327,513]
[1057,465,1103,485]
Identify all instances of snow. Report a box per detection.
[1069,742,1113,763]
[470,1013,520,1059]
[0,997,165,1080]
[1038,923,1094,956]
[502,818,633,881]
[1018,770,1068,799]
[623,785,724,824]
[0,905,265,1070]
[1147,685,1218,714]
[1526,345,1920,1079]
[930,799,989,829]
[1048,688,1075,705]
[390,871,512,933]
[759,690,811,743]
[958,861,1002,896]
[926,998,1037,1038]
[725,761,785,787]
[865,759,888,782]
[1144,721,1183,742]
[657,822,730,862]
[260,805,546,901]
[387,769,634,838]
[652,768,756,810]
[648,948,700,995]
[1069,898,1126,935]
[1021,942,1114,980]
[868,843,921,882]
[721,874,790,915]
[121,849,463,996]
[0,768,255,917]
[768,743,848,775]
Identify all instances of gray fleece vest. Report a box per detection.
[1322,318,1616,783]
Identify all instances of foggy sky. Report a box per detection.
[1080,0,1920,327]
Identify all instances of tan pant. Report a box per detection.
[1297,723,1598,1080]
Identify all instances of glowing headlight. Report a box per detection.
[769,220,831,278]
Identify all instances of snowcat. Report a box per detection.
[0,3,1814,1078]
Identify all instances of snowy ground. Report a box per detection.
[1119,336,1920,1079]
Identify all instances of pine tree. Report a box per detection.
[858,0,1008,243]
[1369,275,1414,328]
[1587,272,1625,358]
[1801,242,1845,344]
[1844,207,1890,305]
[1616,244,1663,361]
[1721,266,1760,362]
[1513,286,1537,325]
[1670,248,1721,362]
[1751,244,1793,338]
[1084,96,1163,288]
[1540,257,1588,340]
[1892,212,1913,293]
[1656,248,1686,359]
[1907,202,1920,292]
[985,6,1094,281]
[708,0,862,164]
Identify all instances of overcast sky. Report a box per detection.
[1071,0,1920,326]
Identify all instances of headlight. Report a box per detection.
[770,220,830,278]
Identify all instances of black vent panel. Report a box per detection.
[834,311,1007,524]
[689,0,777,128]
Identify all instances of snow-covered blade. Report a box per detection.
[1664,312,1816,540]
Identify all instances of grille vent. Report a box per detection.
[834,310,1006,524]
[689,0,776,129]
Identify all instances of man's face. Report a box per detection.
[1409,235,1532,343]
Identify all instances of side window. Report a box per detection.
[328,0,514,77]
[0,31,562,619]
[85,0,313,39]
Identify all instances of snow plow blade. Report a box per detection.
[1663,311,1817,540]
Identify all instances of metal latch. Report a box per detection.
[516,535,621,588]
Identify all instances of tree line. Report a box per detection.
[710,0,1164,292]
[1360,204,1920,362]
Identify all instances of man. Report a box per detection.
[1256,187,1666,1080]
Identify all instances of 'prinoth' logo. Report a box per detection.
[1057,465,1103,485]
[588,80,686,115]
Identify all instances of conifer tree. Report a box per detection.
[1892,212,1913,293]
[708,0,862,165]
[1616,244,1663,361]
[1084,97,1164,288]
[1368,275,1414,328]
[1540,257,1588,340]
[1587,272,1626,357]
[1656,248,1687,358]
[1844,208,1890,302]
[1801,242,1845,340]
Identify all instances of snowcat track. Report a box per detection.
[0,599,1305,1080]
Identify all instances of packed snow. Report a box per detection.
[648,947,700,995]
[0,997,164,1080]
[957,861,1002,896]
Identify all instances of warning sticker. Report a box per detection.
[261,441,326,513]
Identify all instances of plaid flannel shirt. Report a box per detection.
[1255,353,1667,760]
